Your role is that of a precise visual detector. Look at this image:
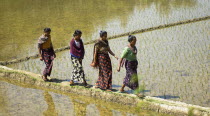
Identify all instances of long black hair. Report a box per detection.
[73,30,82,37]
[44,28,51,32]
[128,35,136,42]
[99,30,107,37]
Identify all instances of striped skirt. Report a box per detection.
[42,48,54,77]
[96,53,112,90]
[123,60,139,90]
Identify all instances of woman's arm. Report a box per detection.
[38,44,43,61]
[108,47,118,60]
[51,43,56,58]
[51,43,55,52]
[117,58,123,72]
[81,40,85,59]
[117,47,128,71]
[90,47,98,67]
[93,47,98,63]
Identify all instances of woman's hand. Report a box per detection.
[79,58,83,63]
[114,56,119,60]
[117,66,121,72]
[108,48,118,60]
[90,62,96,67]
[40,57,43,61]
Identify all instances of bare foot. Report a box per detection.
[136,93,145,98]
[69,80,74,85]
[119,88,124,92]
[94,86,99,89]
[105,89,112,92]
[81,81,87,86]
[42,75,48,81]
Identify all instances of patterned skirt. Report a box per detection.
[71,56,85,82]
[96,53,112,89]
[42,48,54,77]
[123,60,139,90]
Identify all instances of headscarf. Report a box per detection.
[38,34,50,48]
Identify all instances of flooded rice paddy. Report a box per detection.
[0,0,210,114]
[0,80,172,116]
[8,20,210,107]
[0,0,210,61]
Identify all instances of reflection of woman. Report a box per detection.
[117,35,139,92]
[96,104,112,116]
[38,28,56,81]
[91,31,118,91]
[72,99,87,116]
[43,91,58,116]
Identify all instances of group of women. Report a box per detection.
[38,28,140,93]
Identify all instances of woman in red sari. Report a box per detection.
[91,31,118,91]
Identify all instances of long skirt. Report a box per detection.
[42,49,54,77]
[96,53,112,89]
[123,60,139,90]
[71,56,85,82]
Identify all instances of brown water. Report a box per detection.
[0,0,210,61]
[8,19,210,107]
[1,0,210,113]
[0,79,172,116]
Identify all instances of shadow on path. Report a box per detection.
[49,78,68,83]
[153,95,180,99]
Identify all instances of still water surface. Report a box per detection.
[0,0,209,60]
[0,0,209,114]
[0,80,172,116]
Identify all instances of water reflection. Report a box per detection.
[0,80,170,116]
[1,0,208,61]
[86,104,100,116]
[73,99,88,116]
[43,91,58,116]
[139,0,197,16]
[0,80,46,116]
[0,82,9,116]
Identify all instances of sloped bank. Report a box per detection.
[0,65,209,116]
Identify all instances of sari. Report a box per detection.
[92,40,112,89]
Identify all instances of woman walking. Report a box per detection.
[91,31,118,91]
[69,30,87,86]
[38,28,56,81]
[117,35,139,92]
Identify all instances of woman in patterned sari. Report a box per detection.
[38,28,56,81]
[91,31,118,91]
[117,35,139,92]
[69,30,87,86]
